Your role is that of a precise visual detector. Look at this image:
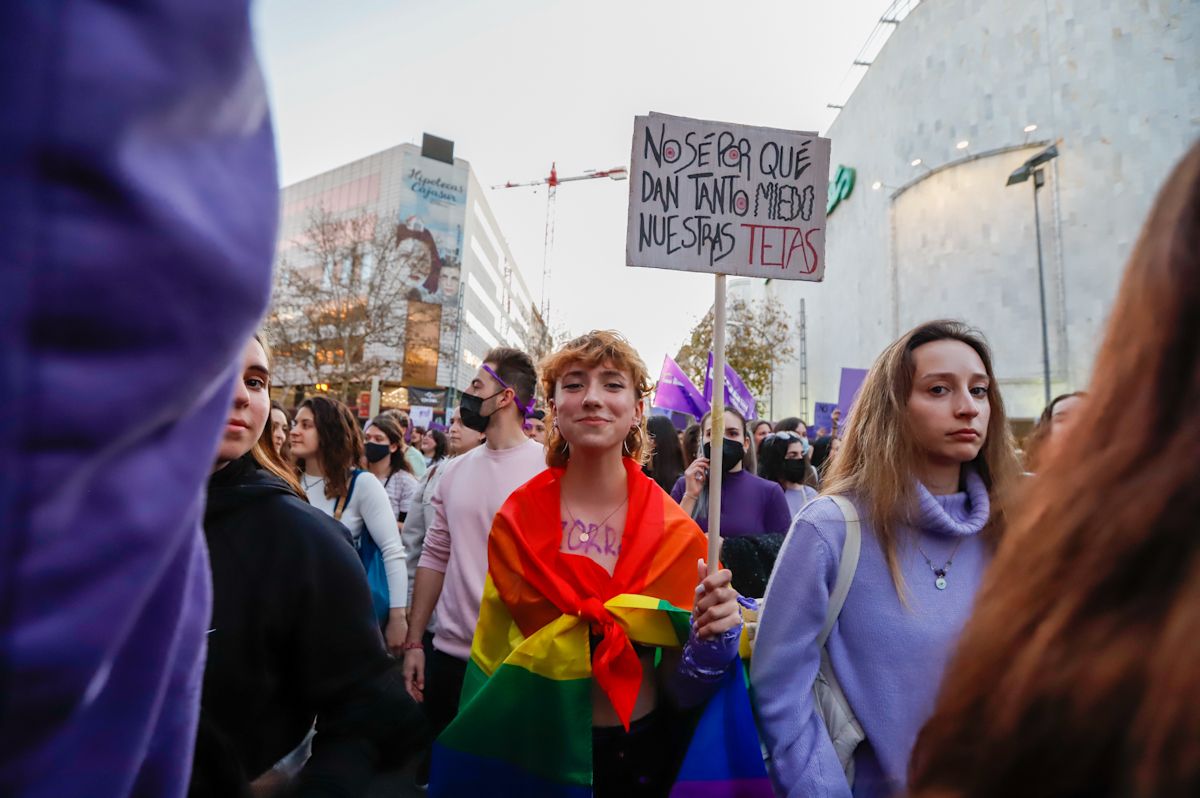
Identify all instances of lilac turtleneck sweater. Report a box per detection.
[751,471,992,798]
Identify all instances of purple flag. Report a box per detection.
[653,355,710,418]
[838,367,869,427]
[703,352,759,420]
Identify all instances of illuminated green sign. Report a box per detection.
[826,165,855,216]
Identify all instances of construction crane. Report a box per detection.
[493,162,627,327]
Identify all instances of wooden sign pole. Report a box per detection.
[707,273,727,570]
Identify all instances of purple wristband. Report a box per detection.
[679,616,743,681]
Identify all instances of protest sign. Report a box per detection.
[626,111,831,567]
[627,112,831,280]
[813,402,838,436]
[410,405,434,429]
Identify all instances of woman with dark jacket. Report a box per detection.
[192,335,427,797]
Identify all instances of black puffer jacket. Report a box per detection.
[192,454,427,798]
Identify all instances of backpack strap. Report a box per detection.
[333,469,364,522]
[817,495,861,649]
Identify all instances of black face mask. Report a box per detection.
[459,390,503,434]
[703,439,744,473]
[781,459,808,483]
[364,442,392,464]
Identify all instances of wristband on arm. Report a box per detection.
[678,595,755,681]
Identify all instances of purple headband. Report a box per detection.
[482,364,537,418]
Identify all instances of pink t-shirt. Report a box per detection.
[418,438,546,660]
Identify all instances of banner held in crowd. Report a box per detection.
[703,352,758,420]
[627,111,831,565]
[410,405,434,429]
[813,401,838,436]
[653,355,710,419]
[627,112,831,281]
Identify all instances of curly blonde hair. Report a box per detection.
[540,330,654,468]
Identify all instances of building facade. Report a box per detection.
[754,0,1198,425]
[272,135,545,420]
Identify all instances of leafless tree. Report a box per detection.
[265,209,432,397]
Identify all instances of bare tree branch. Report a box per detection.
[265,208,433,397]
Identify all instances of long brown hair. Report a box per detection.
[909,142,1200,797]
[296,395,364,501]
[248,335,305,498]
[259,399,292,459]
[541,330,653,467]
[821,320,1021,597]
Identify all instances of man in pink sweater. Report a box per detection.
[402,347,546,762]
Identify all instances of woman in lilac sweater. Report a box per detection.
[751,321,1021,798]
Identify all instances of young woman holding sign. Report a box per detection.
[429,331,764,797]
[751,320,1020,798]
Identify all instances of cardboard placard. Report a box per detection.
[410,405,434,429]
[627,112,831,281]
[813,402,838,436]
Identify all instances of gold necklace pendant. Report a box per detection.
[563,492,627,544]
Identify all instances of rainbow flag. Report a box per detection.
[430,460,771,797]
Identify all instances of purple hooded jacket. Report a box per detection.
[0,2,276,795]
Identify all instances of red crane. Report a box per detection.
[493,163,627,327]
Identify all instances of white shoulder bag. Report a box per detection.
[812,495,866,784]
[746,495,866,784]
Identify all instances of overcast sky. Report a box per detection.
[253,0,890,367]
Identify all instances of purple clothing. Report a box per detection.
[783,484,820,519]
[751,472,992,798]
[0,2,276,796]
[670,469,792,538]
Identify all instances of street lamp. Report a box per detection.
[1006,143,1059,406]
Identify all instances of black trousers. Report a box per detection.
[425,648,468,738]
[415,647,467,785]
[592,709,690,798]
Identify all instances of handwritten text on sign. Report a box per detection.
[626,113,831,281]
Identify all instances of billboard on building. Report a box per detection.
[395,151,469,388]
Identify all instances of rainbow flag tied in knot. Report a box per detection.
[430,459,771,797]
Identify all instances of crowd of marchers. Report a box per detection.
[189,143,1200,798]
